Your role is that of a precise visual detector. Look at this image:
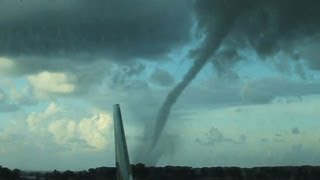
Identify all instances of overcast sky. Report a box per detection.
[0,0,320,171]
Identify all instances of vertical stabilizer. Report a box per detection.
[113,104,133,180]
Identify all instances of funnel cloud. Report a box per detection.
[145,0,252,160]
[144,0,320,164]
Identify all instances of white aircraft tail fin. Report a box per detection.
[113,104,133,180]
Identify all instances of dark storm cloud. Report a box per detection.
[291,127,300,135]
[190,0,320,72]
[220,0,320,68]
[211,49,240,78]
[150,68,175,87]
[241,78,320,104]
[0,0,192,59]
[298,37,320,70]
[111,62,146,88]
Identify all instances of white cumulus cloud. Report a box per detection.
[78,113,112,150]
[48,120,77,144]
[26,102,113,150]
[27,71,76,99]
[27,102,59,132]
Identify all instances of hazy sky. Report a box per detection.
[0,0,320,171]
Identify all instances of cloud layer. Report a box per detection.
[0,0,192,60]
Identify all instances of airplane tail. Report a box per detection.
[113,104,133,180]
